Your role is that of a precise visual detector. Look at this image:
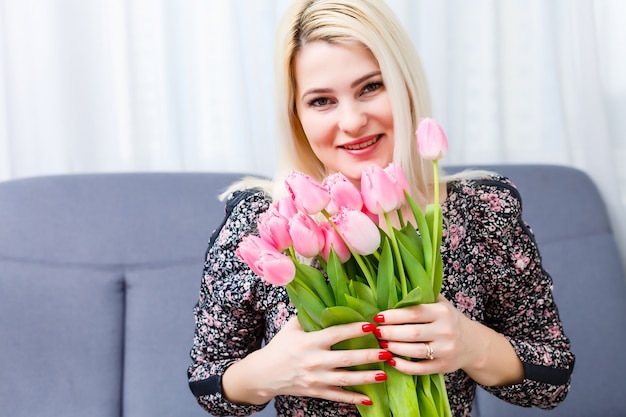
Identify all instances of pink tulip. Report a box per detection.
[416,117,448,161]
[288,212,325,258]
[331,208,381,255]
[258,205,292,252]
[284,171,331,215]
[384,163,410,200]
[319,220,351,263]
[275,195,298,219]
[236,235,278,277]
[323,172,363,215]
[361,165,403,214]
[361,204,380,224]
[254,251,296,286]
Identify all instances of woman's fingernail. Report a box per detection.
[361,399,373,406]
[373,328,382,338]
[374,314,385,323]
[386,358,397,367]
[375,372,388,381]
[362,323,376,333]
[378,351,392,360]
[378,340,389,349]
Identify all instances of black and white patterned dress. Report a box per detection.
[188,175,575,417]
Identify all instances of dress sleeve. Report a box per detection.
[472,177,575,409]
[187,190,272,416]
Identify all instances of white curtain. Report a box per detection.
[1,0,624,260]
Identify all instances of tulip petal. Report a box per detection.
[285,171,330,215]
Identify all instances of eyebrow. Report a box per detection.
[300,70,382,100]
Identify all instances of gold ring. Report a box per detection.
[425,343,435,360]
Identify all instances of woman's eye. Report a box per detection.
[363,82,383,94]
[309,97,331,107]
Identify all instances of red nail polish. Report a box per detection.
[362,323,376,333]
[378,340,389,349]
[373,328,382,338]
[375,372,388,381]
[361,399,373,406]
[378,351,392,360]
[386,358,397,367]
[374,314,385,323]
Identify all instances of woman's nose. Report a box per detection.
[338,103,367,135]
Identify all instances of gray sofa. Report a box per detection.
[1,164,624,417]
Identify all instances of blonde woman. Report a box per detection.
[188,1,574,416]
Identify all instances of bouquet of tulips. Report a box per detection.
[236,118,452,417]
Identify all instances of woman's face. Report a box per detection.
[294,41,394,184]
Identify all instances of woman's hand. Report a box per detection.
[372,295,469,375]
[373,295,524,386]
[221,316,391,407]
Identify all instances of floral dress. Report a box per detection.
[187,175,575,417]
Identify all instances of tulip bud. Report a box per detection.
[254,251,296,286]
[323,172,363,215]
[236,235,278,277]
[284,171,331,215]
[416,117,448,161]
[275,195,298,219]
[319,220,351,263]
[331,208,381,256]
[288,212,325,258]
[258,205,292,252]
[361,165,403,214]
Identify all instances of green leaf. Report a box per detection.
[349,280,377,306]
[425,203,444,297]
[293,280,326,328]
[345,256,358,281]
[430,373,453,417]
[396,237,435,303]
[432,250,444,297]
[385,364,420,417]
[394,286,424,309]
[320,305,368,327]
[352,383,392,417]
[405,191,433,274]
[294,261,335,307]
[384,214,409,298]
[326,249,350,306]
[397,224,425,267]
[345,294,380,322]
[285,282,301,306]
[320,306,380,351]
[296,306,322,332]
[286,283,321,332]
[417,374,439,416]
[425,204,443,248]
[376,239,397,311]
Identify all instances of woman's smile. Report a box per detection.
[340,134,382,151]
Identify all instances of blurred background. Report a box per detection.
[0,0,624,261]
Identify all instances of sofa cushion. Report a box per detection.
[0,261,124,417]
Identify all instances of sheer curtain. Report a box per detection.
[0,0,624,259]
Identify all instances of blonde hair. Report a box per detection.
[223,0,443,203]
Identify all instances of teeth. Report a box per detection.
[344,136,379,150]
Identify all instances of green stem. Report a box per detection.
[396,207,405,229]
[431,160,440,282]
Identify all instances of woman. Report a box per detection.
[188,0,575,416]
